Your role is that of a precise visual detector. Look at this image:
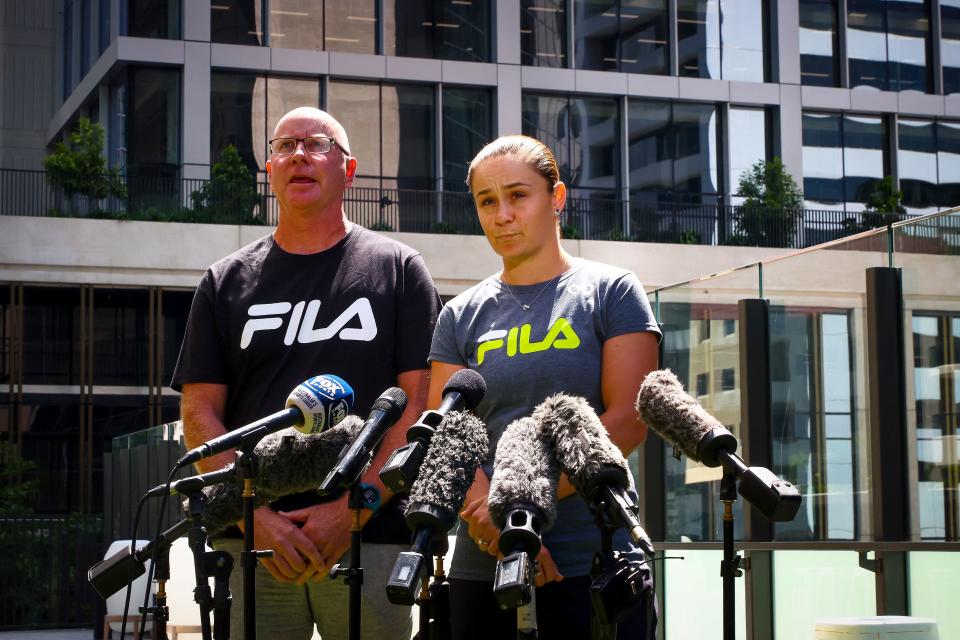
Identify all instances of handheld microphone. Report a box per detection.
[385,411,488,606]
[636,369,801,522]
[145,464,237,498]
[380,369,486,493]
[488,416,560,611]
[193,415,365,536]
[317,387,407,495]
[177,374,354,468]
[534,394,654,556]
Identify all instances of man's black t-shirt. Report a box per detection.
[171,225,441,542]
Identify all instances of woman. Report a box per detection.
[428,135,661,638]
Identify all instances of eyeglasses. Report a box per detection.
[268,136,349,156]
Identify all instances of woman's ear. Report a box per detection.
[552,181,567,214]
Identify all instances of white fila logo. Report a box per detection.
[240,298,378,349]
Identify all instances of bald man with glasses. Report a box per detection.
[172,107,441,640]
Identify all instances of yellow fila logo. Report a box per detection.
[476,318,581,365]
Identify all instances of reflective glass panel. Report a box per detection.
[847,0,888,89]
[328,81,381,186]
[886,0,931,93]
[673,102,719,196]
[211,0,263,46]
[211,72,264,176]
[802,112,844,209]
[568,96,619,192]
[677,0,720,78]
[943,1,960,94]
[936,121,960,208]
[574,0,619,71]
[909,552,960,638]
[22,287,81,385]
[382,84,436,190]
[19,396,83,512]
[128,67,181,169]
[521,0,567,67]
[898,118,938,215]
[92,289,149,387]
[720,0,765,82]
[268,0,323,50]
[773,551,876,638]
[442,87,492,189]
[522,93,574,183]
[385,0,491,62]
[324,0,377,53]
[620,0,669,75]
[728,108,767,198]
[843,114,886,208]
[128,0,180,39]
[0,287,8,386]
[162,290,193,387]
[628,100,673,193]
[266,76,322,165]
[662,550,747,638]
[799,0,840,86]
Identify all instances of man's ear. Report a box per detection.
[346,157,357,178]
[266,159,271,175]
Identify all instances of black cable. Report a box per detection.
[135,466,179,640]
[118,493,148,640]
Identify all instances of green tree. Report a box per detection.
[0,442,38,515]
[733,157,804,247]
[190,145,261,224]
[865,176,906,220]
[43,116,126,203]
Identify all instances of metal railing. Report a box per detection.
[2,168,954,249]
[0,515,103,629]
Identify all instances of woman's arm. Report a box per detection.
[597,331,660,455]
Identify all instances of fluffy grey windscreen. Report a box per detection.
[488,416,560,530]
[635,369,721,461]
[533,393,628,493]
[406,411,488,517]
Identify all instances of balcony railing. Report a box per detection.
[2,168,957,249]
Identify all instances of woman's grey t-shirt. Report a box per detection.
[429,258,661,580]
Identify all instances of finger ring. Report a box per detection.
[478,538,489,547]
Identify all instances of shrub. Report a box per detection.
[733,158,804,247]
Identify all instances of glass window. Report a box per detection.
[522,93,575,183]
[92,289,149,387]
[99,0,111,54]
[162,290,193,387]
[63,0,73,101]
[268,0,323,51]
[574,0,619,72]
[847,0,888,90]
[802,112,844,207]
[574,0,669,74]
[0,287,8,386]
[385,0,491,62]
[265,76,322,168]
[627,99,719,202]
[720,0,765,82]
[842,114,886,208]
[799,0,840,87]
[128,0,181,39]
[728,107,768,199]
[128,67,181,171]
[677,0,720,78]
[802,112,888,212]
[442,87,493,190]
[898,118,938,214]
[848,0,932,92]
[522,0,567,67]
[211,0,263,46]
[886,0,931,92]
[211,72,264,176]
[81,0,91,76]
[569,96,620,193]
[328,81,436,191]
[937,121,960,207]
[22,287,81,386]
[324,0,377,53]
[943,1,960,94]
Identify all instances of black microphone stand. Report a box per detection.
[719,471,743,640]
[142,542,170,640]
[235,445,273,640]
[184,490,215,640]
[330,483,366,640]
[589,523,618,640]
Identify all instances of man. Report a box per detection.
[171,107,440,640]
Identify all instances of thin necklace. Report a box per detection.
[500,262,570,311]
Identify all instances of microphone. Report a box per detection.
[176,374,354,468]
[193,415,365,536]
[317,387,407,495]
[380,369,486,493]
[145,464,237,498]
[88,518,192,599]
[385,411,488,605]
[534,394,655,556]
[636,369,801,522]
[488,416,560,611]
